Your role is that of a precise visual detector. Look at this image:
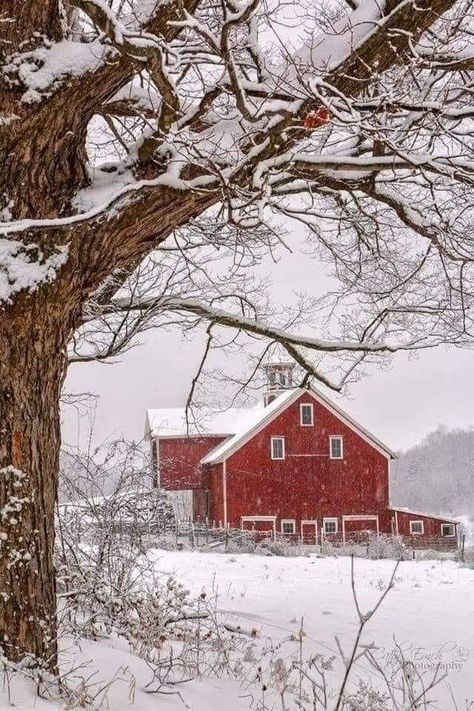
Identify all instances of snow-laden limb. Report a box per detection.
[0,240,68,303]
[2,39,110,104]
[0,170,216,237]
[71,0,165,55]
[110,295,396,354]
[294,0,387,73]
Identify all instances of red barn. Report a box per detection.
[145,363,459,548]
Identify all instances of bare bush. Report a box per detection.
[321,533,410,561]
[55,440,248,699]
[57,440,177,637]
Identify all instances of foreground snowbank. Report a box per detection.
[1,552,472,710]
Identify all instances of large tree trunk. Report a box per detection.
[0,190,210,670]
[0,294,70,669]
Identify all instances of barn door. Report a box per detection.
[301,520,318,545]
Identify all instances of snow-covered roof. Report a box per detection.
[146,406,249,438]
[201,386,395,464]
[389,507,459,525]
[146,384,395,462]
[200,389,298,464]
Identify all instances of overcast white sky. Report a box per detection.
[62,218,474,454]
[63,333,474,454]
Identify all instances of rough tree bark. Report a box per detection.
[0,187,213,666]
[0,291,70,666]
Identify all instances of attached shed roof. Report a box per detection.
[146,406,246,438]
[390,507,459,525]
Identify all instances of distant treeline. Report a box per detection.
[392,426,474,518]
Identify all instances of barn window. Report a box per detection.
[271,437,285,460]
[441,523,455,537]
[300,403,314,426]
[323,518,338,534]
[281,519,295,535]
[410,520,424,535]
[329,436,343,459]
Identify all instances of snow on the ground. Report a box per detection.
[1,552,473,710]
[149,551,474,707]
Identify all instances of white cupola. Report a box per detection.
[263,358,295,406]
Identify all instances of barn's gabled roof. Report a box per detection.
[146,385,395,460]
[200,386,396,464]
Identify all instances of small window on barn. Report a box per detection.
[300,403,314,426]
[281,519,295,535]
[271,437,285,460]
[441,523,455,537]
[323,518,338,534]
[410,520,424,535]
[329,436,343,459]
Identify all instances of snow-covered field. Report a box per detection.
[2,551,473,710]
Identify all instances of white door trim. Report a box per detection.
[300,519,318,544]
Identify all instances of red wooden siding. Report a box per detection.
[208,462,224,525]
[392,509,458,547]
[211,392,390,531]
[158,436,225,490]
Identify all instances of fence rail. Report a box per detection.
[174,522,461,554]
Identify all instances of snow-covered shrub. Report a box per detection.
[414,548,456,562]
[56,440,246,690]
[58,440,176,545]
[56,440,179,639]
[321,534,410,560]
[344,682,391,710]
[256,537,306,557]
[365,533,408,559]
[223,538,259,554]
[456,545,474,568]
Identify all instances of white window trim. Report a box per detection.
[271,436,285,460]
[329,435,344,460]
[410,520,424,535]
[300,403,314,426]
[441,523,456,537]
[323,517,338,534]
[281,519,296,535]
